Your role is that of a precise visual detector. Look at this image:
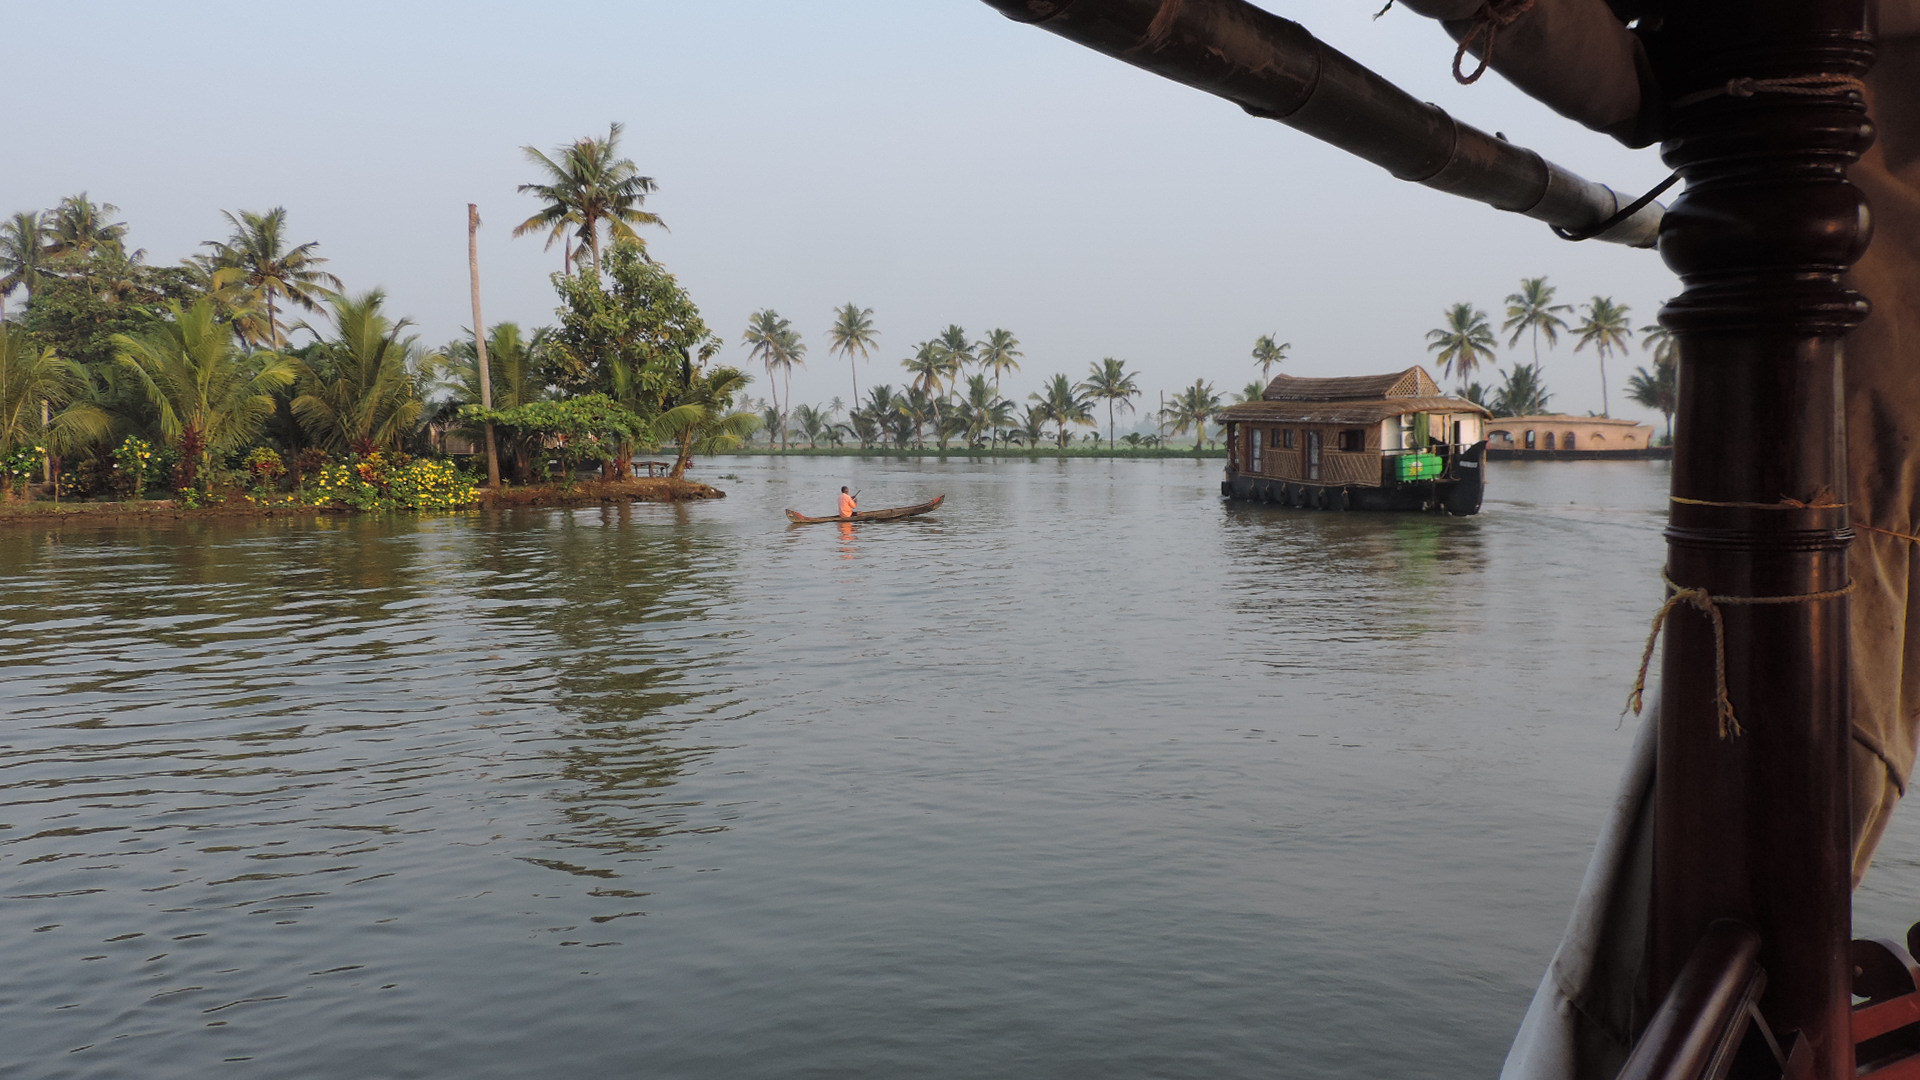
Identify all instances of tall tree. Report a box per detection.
[826,303,877,406]
[1161,379,1223,451]
[742,309,803,450]
[1030,372,1093,450]
[289,290,433,456]
[467,204,499,487]
[0,212,51,316]
[45,194,129,263]
[976,328,1023,394]
[1490,363,1552,417]
[114,300,295,490]
[935,324,974,375]
[1640,320,1677,368]
[1574,296,1634,416]
[1250,333,1290,385]
[514,122,663,277]
[1078,356,1140,449]
[203,207,342,350]
[1626,363,1678,442]
[0,324,109,473]
[1500,277,1573,367]
[1426,303,1498,381]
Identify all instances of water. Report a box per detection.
[3,456,1909,1079]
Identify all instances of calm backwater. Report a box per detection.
[6,456,1919,1079]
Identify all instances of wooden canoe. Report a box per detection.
[784,494,944,525]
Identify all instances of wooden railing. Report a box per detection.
[1611,919,1920,1080]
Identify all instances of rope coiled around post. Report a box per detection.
[1626,570,1855,740]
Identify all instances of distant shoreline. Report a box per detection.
[715,446,1227,460]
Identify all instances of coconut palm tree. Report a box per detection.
[1012,404,1049,448]
[202,207,342,350]
[0,212,51,317]
[1574,296,1634,416]
[935,325,973,375]
[1235,380,1267,404]
[1641,320,1677,367]
[743,309,805,449]
[45,194,129,262]
[1251,333,1290,384]
[288,290,433,455]
[826,303,877,405]
[514,122,663,276]
[1078,357,1140,449]
[657,364,759,477]
[114,300,295,491]
[1626,363,1678,442]
[977,328,1022,391]
[1501,277,1573,366]
[956,373,1013,449]
[1426,303,1498,381]
[1161,379,1223,451]
[1030,373,1094,450]
[793,403,827,447]
[0,324,109,472]
[1490,363,1553,417]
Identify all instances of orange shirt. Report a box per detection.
[838,492,857,518]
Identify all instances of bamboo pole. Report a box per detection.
[978,0,1662,247]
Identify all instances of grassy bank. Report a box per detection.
[0,477,726,524]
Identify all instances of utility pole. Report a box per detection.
[468,204,500,488]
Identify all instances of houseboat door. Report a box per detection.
[1306,430,1323,481]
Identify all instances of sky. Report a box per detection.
[6,1,1682,430]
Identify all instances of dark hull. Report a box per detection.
[785,495,945,524]
[1220,441,1486,515]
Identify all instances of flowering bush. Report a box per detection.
[304,452,478,512]
[244,447,287,490]
[3,445,43,499]
[112,436,157,496]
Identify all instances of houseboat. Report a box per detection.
[1218,366,1490,515]
[1485,414,1665,460]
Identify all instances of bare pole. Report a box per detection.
[468,203,500,488]
[980,0,1663,247]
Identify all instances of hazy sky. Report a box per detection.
[7,1,1681,428]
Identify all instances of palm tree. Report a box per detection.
[657,365,760,477]
[743,309,805,449]
[1235,380,1267,404]
[1030,373,1094,449]
[1078,357,1140,449]
[956,373,1012,449]
[935,325,974,375]
[1426,303,1498,381]
[1012,404,1049,448]
[1490,363,1553,417]
[1251,334,1290,384]
[289,290,433,455]
[514,122,663,276]
[1626,363,1678,442]
[793,403,827,447]
[45,193,129,261]
[1501,277,1573,366]
[0,324,109,476]
[977,328,1023,391]
[0,212,51,316]
[202,207,342,350]
[1641,320,1677,368]
[1162,379,1223,451]
[901,341,947,445]
[826,303,878,405]
[1574,296,1634,416]
[114,300,295,490]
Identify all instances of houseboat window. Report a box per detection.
[1250,429,1263,472]
[1591,433,1606,444]
[1524,430,1537,449]
[1337,429,1364,452]
[1282,429,1296,450]
[1450,420,1462,445]
[1564,433,1576,450]
[1544,432,1556,450]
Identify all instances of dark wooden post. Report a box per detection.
[1651,2,1873,1076]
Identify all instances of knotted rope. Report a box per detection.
[1672,74,1869,109]
[1627,569,1855,740]
[1452,0,1536,84]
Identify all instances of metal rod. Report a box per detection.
[979,0,1662,247]
[1617,921,1766,1080]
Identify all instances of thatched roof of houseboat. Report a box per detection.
[1257,367,1444,402]
[1220,396,1490,425]
[1221,366,1489,425]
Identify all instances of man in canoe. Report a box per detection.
[838,486,857,519]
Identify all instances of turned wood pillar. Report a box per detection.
[1650,3,1873,1076]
